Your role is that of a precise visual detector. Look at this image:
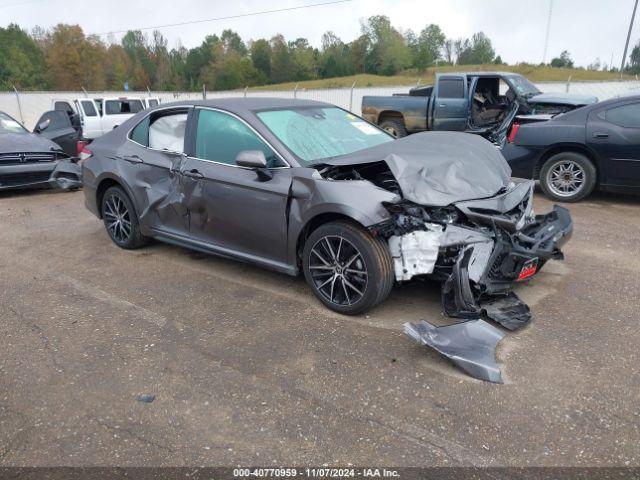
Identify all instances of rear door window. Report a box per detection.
[149,112,188,152]
[129,110,188,151]
[130,117,150,146]
[605,103,640,128]
[438,77,465,99]
[105,99,144,115]
[80,100,98,117]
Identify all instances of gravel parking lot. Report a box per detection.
[0,188,638,467]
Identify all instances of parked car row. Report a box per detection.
[361,72,597,144]
[504,94,640,202]
[0,111,82,191]
[362,72,640,203]
[0,96,161,192]
[52,96,160,140]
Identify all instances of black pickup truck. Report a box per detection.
[361,72,597,145]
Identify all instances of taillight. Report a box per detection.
[78,143,93,162]
[507,122,520,143]
[76,140,87,156]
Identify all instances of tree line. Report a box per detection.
[1,15,639,92]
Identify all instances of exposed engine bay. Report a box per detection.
[319,132,573,383]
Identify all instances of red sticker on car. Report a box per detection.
[518,259,538,281]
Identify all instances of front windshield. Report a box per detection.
[0,112,28,134]
[507,75,541,96]
[256,107,393,165]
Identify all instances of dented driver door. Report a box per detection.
[180,108,293,269]
[122,107,191,238]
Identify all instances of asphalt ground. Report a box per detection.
[0,188,638,467]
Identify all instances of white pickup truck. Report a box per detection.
[52,97,147,140]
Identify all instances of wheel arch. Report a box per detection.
[95,174,137,219]
[534,143,601,184]
[377,110,405,125]
[294,211,369,269]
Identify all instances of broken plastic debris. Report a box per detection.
[137,394,156,403]
[404,319,504,383]
[481,292,532,331]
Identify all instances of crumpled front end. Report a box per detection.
[376,179,572,383]
[318,133,572,383]
[377,180,571,313]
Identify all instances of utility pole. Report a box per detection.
[621,0,639,76]
[542,0,554,64]
[610,51,614,71]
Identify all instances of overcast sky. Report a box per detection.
[2,0,638,68]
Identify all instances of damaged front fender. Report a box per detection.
[286,170,400,268]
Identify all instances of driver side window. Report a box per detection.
[195,109,283,167]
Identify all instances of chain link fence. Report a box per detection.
[2,80,639,131]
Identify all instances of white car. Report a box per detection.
[142,97,161,109]
[52,97,145,140]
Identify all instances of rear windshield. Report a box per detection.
[0,113,27,134]
[256,107,393,165]
[105,99,144,115]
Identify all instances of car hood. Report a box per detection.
[528,92,598,106]
[0,133,62,154]
[324,131,512,207]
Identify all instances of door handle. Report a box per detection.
[439,104,447,108]
[593,132,609,139]
[183,169,204,179]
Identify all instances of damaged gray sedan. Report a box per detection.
[82,99,572,382]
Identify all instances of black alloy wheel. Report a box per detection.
[303,221,394,315]
[308,235,369,307]
[101,186,147,249]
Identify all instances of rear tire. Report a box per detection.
[101,186,147,249]
[379,118,408,138]
[303,221,394,315]
[539,152,596,203]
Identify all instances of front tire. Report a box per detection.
[303,221,394,315]
[539,152,596,202]
[101,186,147,249]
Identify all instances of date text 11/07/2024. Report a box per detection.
[232,468,400,478]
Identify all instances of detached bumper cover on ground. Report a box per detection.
[405,319,505,383]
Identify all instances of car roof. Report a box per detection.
[565,94,640,114]
[437,71,521,78]
[156,97,332,114]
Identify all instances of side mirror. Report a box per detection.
[235,150,272,181]
[236,150,267,169]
